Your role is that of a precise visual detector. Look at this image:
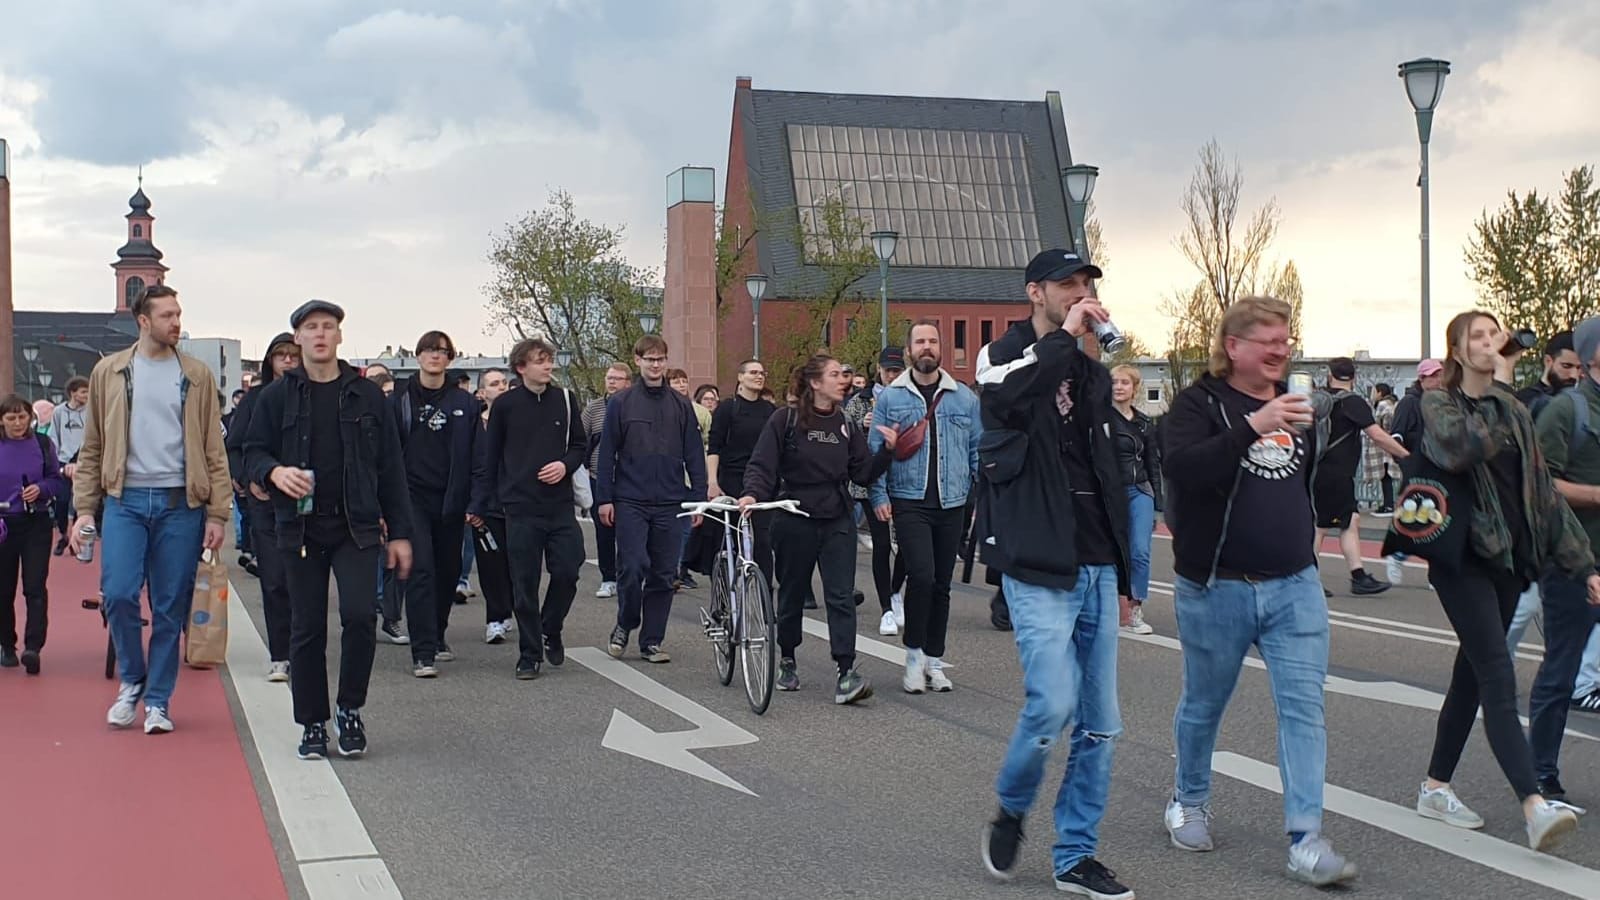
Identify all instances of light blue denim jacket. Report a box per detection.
[867,370,981,510]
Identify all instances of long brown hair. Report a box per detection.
[789,353,835,429]
[1441,310,1498,392]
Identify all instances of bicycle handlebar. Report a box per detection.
[678,497,808,518]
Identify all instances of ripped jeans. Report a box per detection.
[995,567,1122,875]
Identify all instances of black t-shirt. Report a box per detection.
[307,379,344,513]
[707,394,777,493]
[913,379,942,507]
[1057,379,1116,566]
[1215,383,1316,577]
[406,384,453,508]
[1470,396,1534,572]
[1319,391,1375,481]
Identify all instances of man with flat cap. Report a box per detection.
[245,299,414,761]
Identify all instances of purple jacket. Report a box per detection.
[0,431,67,518]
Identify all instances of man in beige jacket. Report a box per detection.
[69,284,231,735]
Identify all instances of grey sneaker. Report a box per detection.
[1416,783,1484,830]
[777,659,799,692]
[834,669,873,705]
[1526,799,1579,852]
[1287,834,1357,887]
[1164,797,1214,851]
[640,645,671,664]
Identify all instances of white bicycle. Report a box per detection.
[679,497,807,714]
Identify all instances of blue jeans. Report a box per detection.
[1506,583,1541,653]
[1577,625,1600,698]
[232,493,250,554]
[1530,571,1600,780]
[1125,486,1154,601]
[994,568,1122,874]
[1173,566,1328,835]
[100,488,206,711]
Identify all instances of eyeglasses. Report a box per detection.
[639,356,668,364]
[1233,335,1298,352]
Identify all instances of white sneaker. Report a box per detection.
[1386,555,1405,585]
[902,648,925,694]
[596,581,617,599]
[878,610,898,636]
[857,531,873,551]
[107,682,142,728]
[1122,605,1154,635]
[267,661,290,683]
[1415,782,1484,829]
[925,657,953,692]
[891,592,905,628]
[1527,799,1580,852]
[501,618,515,633]
[485,622,507,644]
[143,705,174,735]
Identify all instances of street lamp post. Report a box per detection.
[745,273,769,360]
[555,349,573,388]
[869,230,898,349]
[638,311,661,335]
[21,344,38,399]
[1060,164,1099,263]
[1399,57,1451,359]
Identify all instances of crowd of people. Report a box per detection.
[5,250,1600,899]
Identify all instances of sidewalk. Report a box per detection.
[2,553,288,900]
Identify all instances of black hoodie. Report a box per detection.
[1389,382,1425,452]
[226,332,294,528]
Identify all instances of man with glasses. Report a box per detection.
[583,363,631,599]
[390,331,478,677]
[595,336,706,663]
[707,358,778,584]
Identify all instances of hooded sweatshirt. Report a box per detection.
[226,332,295,493]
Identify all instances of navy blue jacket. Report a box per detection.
[594,382,707,506]
[390,378,478,519]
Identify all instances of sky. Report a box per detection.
[0,0,1595,361]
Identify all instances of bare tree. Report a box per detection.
[1178,140,1281,314]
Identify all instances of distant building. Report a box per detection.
[1124,352,1425,417]
[349,354,511,389]
[179,337,244,402]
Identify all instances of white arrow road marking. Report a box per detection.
[568,647,759,796]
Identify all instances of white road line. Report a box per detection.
[1212,751,1600,899]
[803,617,904,667]
[225,582,403,899]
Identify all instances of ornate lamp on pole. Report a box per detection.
[21,344,38,398]
[869,230,898,350]
[1398,57,1450,359]
[555,348,573,388]
[638,310,661,335]
[745,273,768,360]
[1060,164,1099,262]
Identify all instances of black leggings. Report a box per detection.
[858,498,906,611]
[1426,560,1540,799]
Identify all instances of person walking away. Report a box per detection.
[1407,310,1593,850]
[867,320,979,694]
[1384,360,1443,583]
[468,369,515,643]
[0,396,68,674]
[1366,383,1400,516]
[1110,365,1161,636]
[584,363,630,599]
[390,331,477,674]
[1162,295,1356,886]
[69,284,231,735]
[845,348,910,632]
[244,300,414,759]
[1526,317,1600,804]
[976,250,1134,898]
[595,336,706,663]
[225,332,301,681]
[472,341,587,679]
[706,359,777,585]
[49,377,89,556]
[740,354,895,704]
[1312,357,1408,596]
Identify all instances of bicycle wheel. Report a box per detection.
[739,566,776,714]
[710,554,735,686]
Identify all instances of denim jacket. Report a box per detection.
[867,370,981,510]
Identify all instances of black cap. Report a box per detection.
[1329,357,1357,381]
[290,299,345,329]
[879,347,905,370]
[1025,248,1103,286]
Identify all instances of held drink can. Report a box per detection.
[76,524,97,563]
[1287,372,1315,432]
[296,469,316,516]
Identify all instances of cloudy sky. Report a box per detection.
[1,0,1595,360]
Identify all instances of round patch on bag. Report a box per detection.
[1394,481,1450,544]
[192,610,212,626]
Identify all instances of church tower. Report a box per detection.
[110,172,168,313]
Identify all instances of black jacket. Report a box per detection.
[1162,373,1320,583]
[243,362,413,550]
[1113,407,1164,510]
[226,331,295,530]
[390,377,478,519]
[1390,383,1425,452]
[973,320,1129,591]
[469,383,587,517]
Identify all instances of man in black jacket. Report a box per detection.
[1388,359,1442,453]
[1515,330,1580,420]
[470,339,587,679]
[976,250,1133,900]
[1160,296,1355,888]
[244,300,413,761]
[225,332,300,681]
[390,330,478,676]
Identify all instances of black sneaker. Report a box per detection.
[981,807,1024,881]
[0,646,17,668]
[379,620,410,645]
[298,722,330,760]
[516,660,542,680]
[237,553,252,568]
[641,645,671,664]
[454,585,471,604]
[53,537,67,557]
[1538,776,1568,803]
[544,634,565,667]
[1572,691,1600,715]
[777,658,800,691]
[804,595,820,610]
[1351,573,1391,596]
[1054,857,1134,899]
[852,590,865,607]
[334,707,367,758]
[436,643,456,662]
[989,591,1012,631]
[834,669,873,705]
[607,625,629,659]
[20,649,40,675]
[678,571,699,590]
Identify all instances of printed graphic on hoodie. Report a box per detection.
[1243,428,1305,481]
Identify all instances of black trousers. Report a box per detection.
[249,507,292,662]
[892,501,964,658]
[594,516,618,583]
[0,512,52,652]
[507,511,584,665]
[858,499,906,611]
[476,518,514,625]
[615,501,680,650]
[286,518,380,725]
[1530,568,1600,782]
[402,500,465,661]
[773,512,857,672]
[1427,560,1540,799]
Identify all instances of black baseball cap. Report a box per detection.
[1025,248,1103,286]
[879,347,905,370]
[290,299,345,329]
[1329,357,1357,381]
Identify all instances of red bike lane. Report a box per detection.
[2,556,288,900]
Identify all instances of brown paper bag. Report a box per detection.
[185,551,230,669]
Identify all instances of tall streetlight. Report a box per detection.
[555,348,573,388]
[870,230,898,349]
[638,310,661,335]
[1060,164,1099,263]
[1399,57,1451,358]
[21,344,38,397]
[745,273,769,360]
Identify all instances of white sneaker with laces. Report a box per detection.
[1415,782,1484,829]
[857,531,873,551]
[1527,799,1580,851]
[501,618,515,633]
[878,610,898,636]
[925,657,953,692]
[485,622,507,644]
[1124,605,1154,635]
[107,682,142,728]
[267,661,290,683]
[1386,555,1405,585]
[596,581,617,599]
[891,592,905,628]
[144,705,174,735]
[902,648,925,694]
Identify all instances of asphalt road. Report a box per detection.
[227,522,1600,900]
